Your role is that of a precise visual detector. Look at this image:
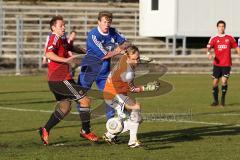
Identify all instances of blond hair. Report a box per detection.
[126,45,139,55]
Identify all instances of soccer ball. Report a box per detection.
[106,117,124,135]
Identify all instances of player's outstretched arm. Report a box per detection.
[142,81,160,92]
[129,81,160,92]
[129,81,143,93]
[102,41,132,60]
[45,52,77,63]
[118,41,132,51]
[71,46,86,54]
[101,50,121,60]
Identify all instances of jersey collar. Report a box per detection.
[52,32,61,38]
[97,26,109,36]
[217,34,226,37]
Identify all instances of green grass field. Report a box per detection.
[1,74,240,160]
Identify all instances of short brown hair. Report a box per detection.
[70,30,77,34]
[98,11,113,21]
[50,15,63,31]
[217,20,226,27]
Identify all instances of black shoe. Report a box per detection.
[111,136,120,144]
[102,134,120,145]
[102,133,114,145]
[211,102,219,107]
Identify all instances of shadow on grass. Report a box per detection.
[226,103,240,107]
[1,123,240,150]
[137,124,240,150]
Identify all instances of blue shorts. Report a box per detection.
[77,54,115,119]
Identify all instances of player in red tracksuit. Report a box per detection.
[207,20,240,107]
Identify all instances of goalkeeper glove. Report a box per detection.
[142,81,160,91]
[139,55,152,63]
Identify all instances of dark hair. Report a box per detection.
[70,30,77,34]
[50,15,63,31]
[98,11,113,21]
[217,20,226,27]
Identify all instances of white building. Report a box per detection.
[139,0,240,54]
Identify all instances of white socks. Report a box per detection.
[128,121,139,144]
[120,119,139,145]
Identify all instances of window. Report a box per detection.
[151,0,159,10]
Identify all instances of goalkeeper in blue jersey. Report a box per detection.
[76,11,130,142]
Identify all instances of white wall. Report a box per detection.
[139,0,176,37]
[139,0,240,37]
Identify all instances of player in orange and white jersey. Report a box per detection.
[102,45,159,148]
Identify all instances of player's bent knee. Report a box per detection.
[133,102,141,110]
[79,96,91,107]
[55,100,72,119]
[222,79,228,86]
[57,100,72,114]
[222,82,227,86]
[129,109,142,123]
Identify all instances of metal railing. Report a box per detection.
[13,9,139,75]
[0,0,3,56]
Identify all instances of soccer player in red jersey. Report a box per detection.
[207,20,240,107]
[38,16,97,145]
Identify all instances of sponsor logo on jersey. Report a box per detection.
[218,45,228,50]
[92,35,107,55]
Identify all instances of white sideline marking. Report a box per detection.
[214,113,240,116]
[0,106,79,115]
[161,119,225,126]
[1,106,240,126]
[52,143,65,147]
[0,106,53,113]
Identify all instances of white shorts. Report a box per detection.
[105,94,129,112]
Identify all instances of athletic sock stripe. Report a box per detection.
[79,107,90,112]
[56,108,65,117]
